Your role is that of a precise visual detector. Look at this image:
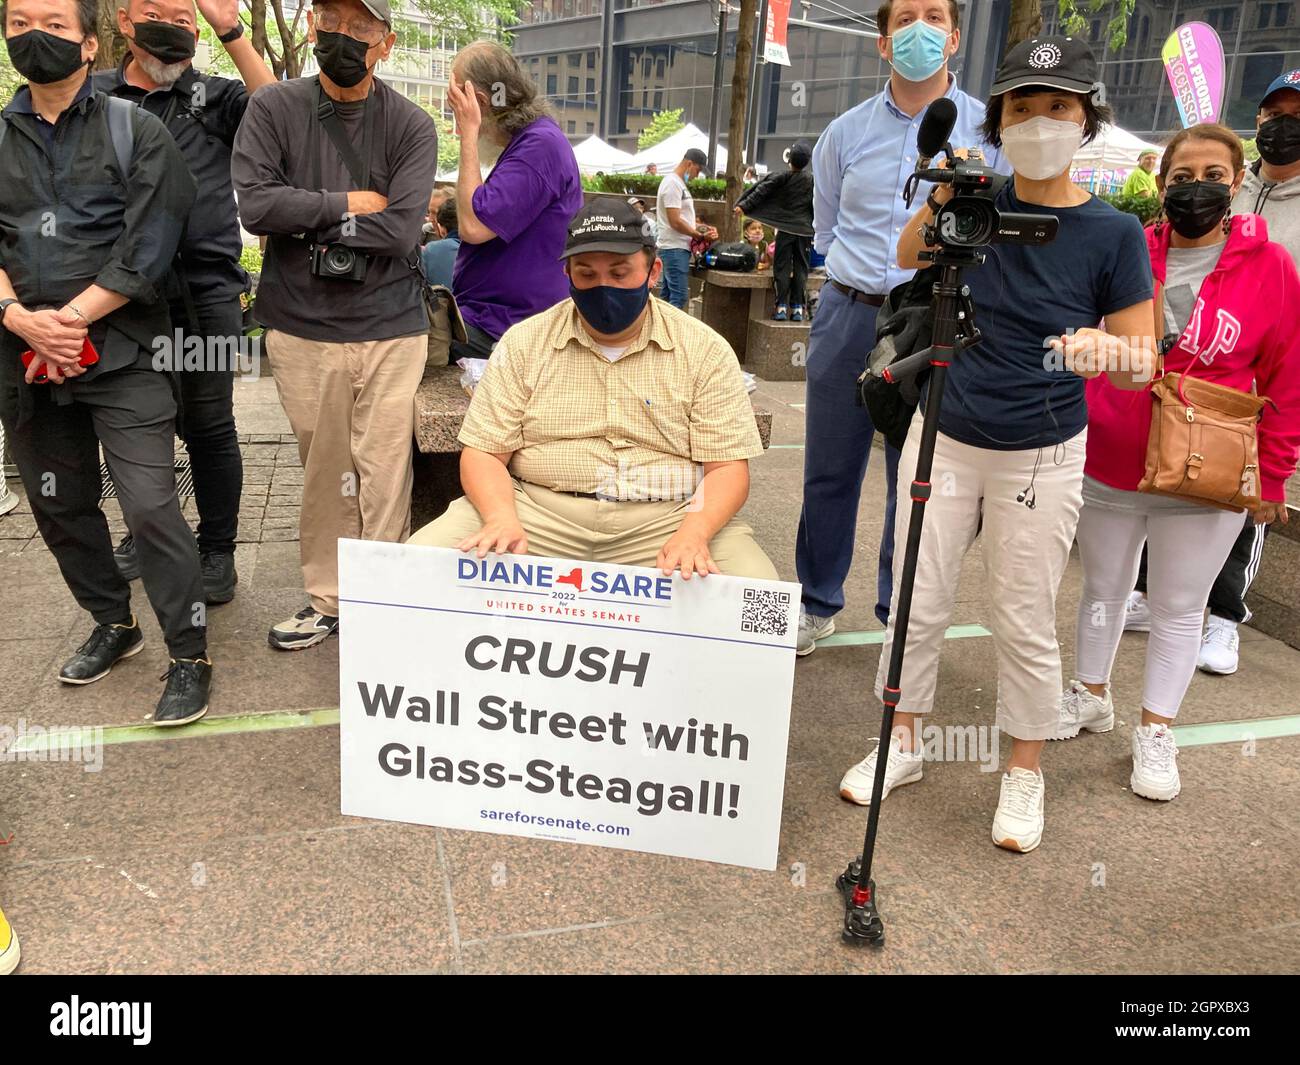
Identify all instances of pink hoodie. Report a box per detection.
[1085,214,1300,502]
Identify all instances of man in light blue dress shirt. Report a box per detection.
[795,0,1007,655]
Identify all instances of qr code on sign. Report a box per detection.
[741,587,792,637]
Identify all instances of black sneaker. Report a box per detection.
[200,550,238,605]
[268,605,339,651]
[58,619,145,685]
[153,658,212,727]
[114,534,140,581]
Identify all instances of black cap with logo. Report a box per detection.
[561,198,658,260]
[990,35,1100,96]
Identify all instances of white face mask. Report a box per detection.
[1000,115,1084,180]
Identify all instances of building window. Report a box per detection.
[586,78,595,94]
[568,75,579,97]
[567,120,576,133]
[547,73,557,94]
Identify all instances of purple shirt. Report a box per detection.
[453,116,583,340]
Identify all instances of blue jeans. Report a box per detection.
[795,282,900,626]
[658,248,691,310]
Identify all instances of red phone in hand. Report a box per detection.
[21,337,100,383]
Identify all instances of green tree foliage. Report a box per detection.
[637,108,685,151]
[1058,0,1138,52]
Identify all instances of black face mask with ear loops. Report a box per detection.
[5,29,86,85]
[314,30,372,88]
[1162,181,1232,239]
[1257,114,1300,167]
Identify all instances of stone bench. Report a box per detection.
[1247,501,1300,652]
[410,364,773,530]
[700,267,823,366]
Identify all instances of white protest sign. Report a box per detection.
[338,540,799,870]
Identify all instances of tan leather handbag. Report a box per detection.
[1138,282,1268,513]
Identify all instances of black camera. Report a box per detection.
[925,156,1059,249]
[310,241,368,282]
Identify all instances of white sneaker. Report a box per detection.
[991,767,1045,853]
[839,735,923,805]
[1053,680,1115,740]
[795,609,835,656]
[1131,723,1181,801]
[1123,590,1152,632]
[1197,616,1240,675]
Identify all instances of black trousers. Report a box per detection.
[773,231,812,308]
[1135,512,1267,624]
[1,365,208,659]
[174,297,243,555]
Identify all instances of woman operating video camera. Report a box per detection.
[839,36,1156,853]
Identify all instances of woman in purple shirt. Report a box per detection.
[446,41,583,359]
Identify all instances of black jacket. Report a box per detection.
[0,85,196,403]
[93,62,250,303]
[736,167,814,237]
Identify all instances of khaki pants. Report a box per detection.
[265,329,427,615]
[409,480,778,580]
[875,416,1086,741]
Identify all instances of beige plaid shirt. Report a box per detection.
[458,297,763,500]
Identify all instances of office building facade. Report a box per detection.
[510,0,1299,167]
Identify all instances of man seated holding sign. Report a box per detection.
[408,199,776,580]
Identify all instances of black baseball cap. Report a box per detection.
[683,148,708,167]
[990,35,1100,96]
[561,199,657,259]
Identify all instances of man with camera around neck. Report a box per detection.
[231,0,437,651]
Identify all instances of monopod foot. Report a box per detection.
[837,860,884,946]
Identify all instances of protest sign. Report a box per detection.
[338,540,799,870]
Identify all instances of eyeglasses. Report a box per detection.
[314,9,386,44]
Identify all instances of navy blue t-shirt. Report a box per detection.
[933,185,1153,450]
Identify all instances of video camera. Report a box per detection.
[903,98,1059,251]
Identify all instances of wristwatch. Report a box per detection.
[0,298,18,326]
[218,23,245,44]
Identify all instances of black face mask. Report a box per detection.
[131,20,196,65]
[314,30,372,88]
[5,29,86,85]
[1163,180,1233,239]
[1257,114,1300,167]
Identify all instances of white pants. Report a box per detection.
[875,417,1086,741]
[1074,477,1246,718]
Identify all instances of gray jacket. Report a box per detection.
[1233,162,1300,269]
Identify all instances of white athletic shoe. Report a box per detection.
[1197,615,1240,675]
[1123,590,1152,633]
[1131,723,1181,801]
[795,609,835,657]
[991,767,1045,853]
[1053,680,1115,740]
[839,736,923,805]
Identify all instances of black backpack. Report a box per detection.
[856,267,963,451]
[701,241,759,271]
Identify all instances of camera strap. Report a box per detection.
[310,76,375,200]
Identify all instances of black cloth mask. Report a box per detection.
[314,30,372,89]
[1163,180,1233,239]
[1257,114,1300,167]
[130,21,197,65]
[5,29,86,85]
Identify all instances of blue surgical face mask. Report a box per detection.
[889,21,950,83]
[569,278,650,335]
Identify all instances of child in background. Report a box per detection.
[735,139,815,320]
[743,218,773,270]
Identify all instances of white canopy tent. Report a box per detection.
[572,134,637,176]
[1071,123,1163,172]
[630,123,727,175]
